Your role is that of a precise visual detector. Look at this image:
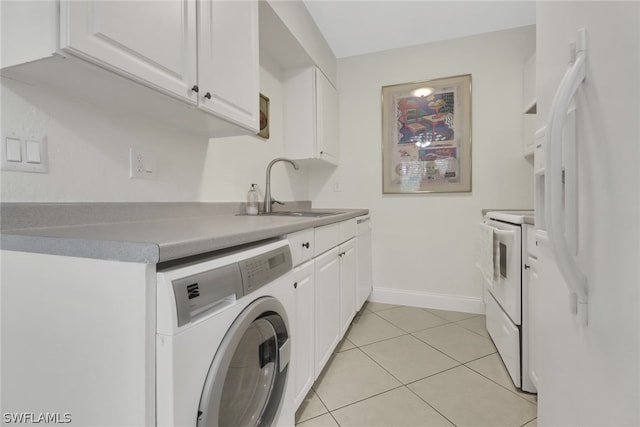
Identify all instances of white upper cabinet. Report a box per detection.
[1,0,259,137]
[317,70,339,164]
[62,1,198,104]
[284,66,339,166]
[197,0,259,131]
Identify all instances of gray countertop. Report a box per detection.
[0,203,368,264]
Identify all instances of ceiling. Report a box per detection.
[303,1,536,59]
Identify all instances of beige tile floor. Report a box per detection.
[295,302,537,427]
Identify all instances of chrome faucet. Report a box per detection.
[264,158,299,213]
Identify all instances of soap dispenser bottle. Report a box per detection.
[246,184,259,215]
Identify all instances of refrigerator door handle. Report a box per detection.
[544,28,588,325]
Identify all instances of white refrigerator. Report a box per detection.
[534,2,639,426]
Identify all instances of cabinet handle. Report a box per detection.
[302,242,310,249]
[293,281,298,289]
[338,251,346,257]
[524,264,531,270]
[204,92,212,100]
[191,85,199,93]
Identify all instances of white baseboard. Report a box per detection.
[369,287,485,314]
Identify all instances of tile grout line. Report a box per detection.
[303,388,332,425]
[403,381,460,427]
[354,308,464,348]
[326,384,406,415]
[327,410,342,427]
[329,383,461,427]
[409,323,498,364]
[403,364,536,427]
[463,355,538,405]
[455,363,538,408]
[323,323,461,420]
[519,415,538,427]
[453,318,494,339]
[408,330,473,365]
[403,364,463,388]
[363,305,535,423]
[300,304,536,425]
[345,329,465,426]
[346,309,410,347]
[354,310,499,383]
[308,345,406,420]
[421,307,483,322]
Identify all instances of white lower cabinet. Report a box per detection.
[339,239,357,335]
[523,224,539,393]
[286,217,363,409]
[314,247,341,377]
[1,251,155,425]
[288,228,315,266]
[527,256,540,389]
[291,260,315,408]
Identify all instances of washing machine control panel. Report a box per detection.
[239,246,292,294]
[166,242,293,327]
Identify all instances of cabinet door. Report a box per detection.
[356,219,373,310]
[292,260,315,408]
[527,256,540,389]
[316,69,339,165]
[339,239,356,335]
[287,229,315,267]
[283,67,339,165]
[197,0,259,132]
[63,1,197,102]
[314,248,340,377]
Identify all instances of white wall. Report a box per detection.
[0,66,308,203]
[267,0,336,85]
[535,3,639,425]
[311,26,536,312]
[1,23,536,312]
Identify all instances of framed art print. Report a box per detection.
[258,93,270,139]
[382,74,472,193]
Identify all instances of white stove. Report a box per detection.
[479,210,536,393]
[484,210,534,225]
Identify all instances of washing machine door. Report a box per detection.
[197,296,290,427]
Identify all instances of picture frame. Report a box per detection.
[258,93,270,139]
[381,74,472,194]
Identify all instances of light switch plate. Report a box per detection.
[1,129,48,173]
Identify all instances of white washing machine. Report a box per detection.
[156,238,296,427]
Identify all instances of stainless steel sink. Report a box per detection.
[259,211,340,218]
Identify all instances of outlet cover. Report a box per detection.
[129,148,156,179]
